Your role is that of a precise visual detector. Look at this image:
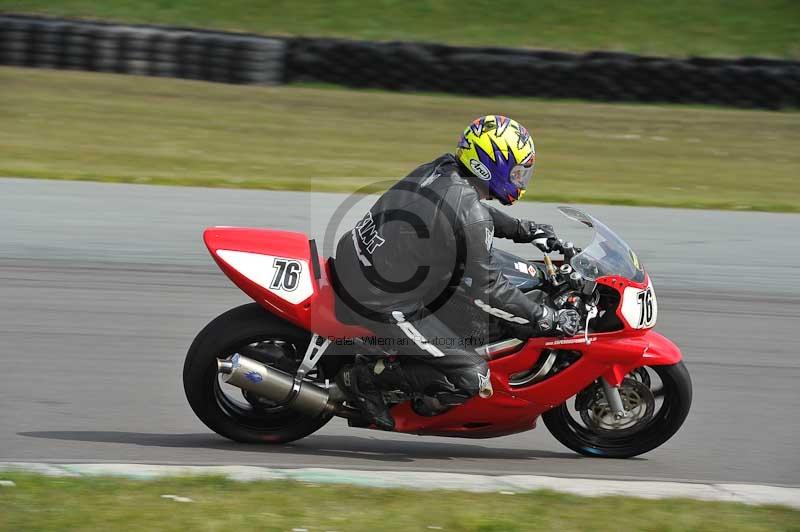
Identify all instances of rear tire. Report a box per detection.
[543,362,692,458]
[183,303,332,444]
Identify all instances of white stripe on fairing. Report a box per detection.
[1,463,797,509]
[216,250,313,305]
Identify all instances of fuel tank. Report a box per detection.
[491,248,544,292]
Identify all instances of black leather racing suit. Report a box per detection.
[333,153,550,404]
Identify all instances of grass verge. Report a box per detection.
[1,473,798,531]
[2,0,799,58]
[1,67,798,212]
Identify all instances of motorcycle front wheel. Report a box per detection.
[183,303,333,444]
[542,362,692,458]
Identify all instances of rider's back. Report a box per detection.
[333,153,492,321]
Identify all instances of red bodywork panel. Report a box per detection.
[204,227,370,338]
[392,327,682,437]
[205,227,314,328]
[205,226,683,439]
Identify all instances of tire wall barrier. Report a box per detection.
[2,14,799,109]
[0,15,286,84]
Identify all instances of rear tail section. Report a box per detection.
[204,227,320,329]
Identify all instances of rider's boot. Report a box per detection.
[336,359,395,431]
[370,358,471,417]
[412,390,471,416]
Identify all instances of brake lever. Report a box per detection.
[584,304,598,345]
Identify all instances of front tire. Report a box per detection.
[183,303,332,444]
[543,362,692,458]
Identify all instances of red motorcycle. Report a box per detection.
[184,207,691,458]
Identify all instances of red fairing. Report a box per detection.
[310,260,374,339]
[392,328,682,437]
[387,272,684,437]
[204,227,318,330]
[639,330,682,365]
[203,227,371,338]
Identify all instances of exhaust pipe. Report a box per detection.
[217,354,333,417]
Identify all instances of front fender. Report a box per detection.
[641,330,683,366]
[602,330,683,386]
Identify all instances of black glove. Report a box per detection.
[519,221,556,252]
[536,306,581,337]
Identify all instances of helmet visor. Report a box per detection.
[509,163,534,190]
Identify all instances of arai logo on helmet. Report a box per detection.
[469,159,492,181]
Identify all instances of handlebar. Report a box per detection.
[545,238,581,261]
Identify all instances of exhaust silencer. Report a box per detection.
[217,354,333,417]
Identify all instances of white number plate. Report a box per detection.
[621,281,658,329]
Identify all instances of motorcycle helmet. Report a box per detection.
[456,115,535,205]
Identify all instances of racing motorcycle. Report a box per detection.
[183,207,691,457]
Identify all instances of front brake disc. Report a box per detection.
[579,377,656,436]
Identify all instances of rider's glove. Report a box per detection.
[536,306,581,337]
[519,221,556,252]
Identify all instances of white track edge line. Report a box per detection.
[0,462,798,509]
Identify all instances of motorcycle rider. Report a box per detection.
[332,115,580,430]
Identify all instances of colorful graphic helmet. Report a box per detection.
[456,115,535,205]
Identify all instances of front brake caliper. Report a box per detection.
[575,381,601,411]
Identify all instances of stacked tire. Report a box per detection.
[0,14,286,85]
[2,14,798,108]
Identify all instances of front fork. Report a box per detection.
[583,303,628,419]
[601,378,628,419]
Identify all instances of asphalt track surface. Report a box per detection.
[1,178,798,486]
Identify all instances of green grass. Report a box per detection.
[1,66,799,212]
[1,473,798,531]
[2,0,799,58]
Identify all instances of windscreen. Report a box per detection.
[558,206,646,283]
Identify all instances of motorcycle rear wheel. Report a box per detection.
[542,362,692,458]
[183,303,333,444]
